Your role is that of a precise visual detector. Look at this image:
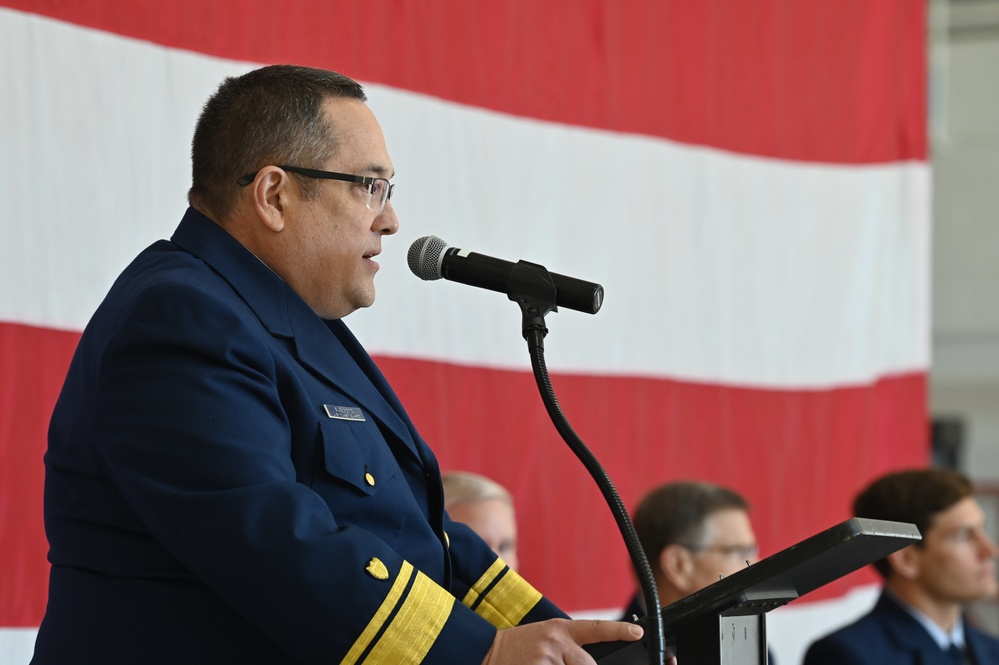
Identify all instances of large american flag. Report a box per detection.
[0,2,928,663]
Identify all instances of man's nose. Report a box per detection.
[975,530,999,558]
[375,201,399,235]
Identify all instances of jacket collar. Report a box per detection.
[170,208,423,463]
[874,590,996,662]
[875,591,950,656]
[966,624,999,663]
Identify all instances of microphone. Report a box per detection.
[407,236,604,314]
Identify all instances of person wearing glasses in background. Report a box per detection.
[803,468,999,665]
[622,480,774,662]
[31,65,648,665]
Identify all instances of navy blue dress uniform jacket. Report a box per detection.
[803,591,999,665]
[32,208,566,664]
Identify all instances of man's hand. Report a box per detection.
[480,618,645,665]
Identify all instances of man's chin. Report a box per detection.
[966,580,999,602]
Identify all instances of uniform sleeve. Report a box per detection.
[443,518,569,630]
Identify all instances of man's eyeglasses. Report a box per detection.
[680,543,759,561]
[238,165,394,214]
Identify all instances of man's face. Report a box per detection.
[684,508,759,593]
[281,97,399,320]
[909,496,999,604]
[448,498,519,572]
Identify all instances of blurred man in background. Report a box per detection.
[622,480,759,619]
[804,468,999,665]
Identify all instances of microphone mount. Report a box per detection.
[507,261,558,344]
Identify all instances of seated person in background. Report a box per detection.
[803,468,999,665]
[443,471,519,571]
[623,480,760,618]
[624,480,774,663]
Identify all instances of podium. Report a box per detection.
[586,517,921,665]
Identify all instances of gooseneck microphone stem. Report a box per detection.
[409,238,663,663]
[508,262,665,665]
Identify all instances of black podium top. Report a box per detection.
[588,517,921,664]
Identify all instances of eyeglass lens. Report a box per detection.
[366,179,393,213]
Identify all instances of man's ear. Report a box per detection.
[248,166,292,233]
[887,545,921,580]
[659,544,695,593]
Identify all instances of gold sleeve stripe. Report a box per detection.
[461,558,506,610]
[341,561,414,665]
[462,560,542,630]
[363,570,455,664]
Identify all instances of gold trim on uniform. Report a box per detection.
[364,570,454,664]
[341,560,454,664]
[342,561,414,664]
[462,558,542,629]
[461,558,505,610]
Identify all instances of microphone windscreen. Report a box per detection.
[407,235,449,281]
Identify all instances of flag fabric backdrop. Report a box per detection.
[0,1,928,663]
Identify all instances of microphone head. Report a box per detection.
[407,235,449,281]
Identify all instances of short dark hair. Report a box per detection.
[188,64,367,221]
[853,467,974,578]
[633,481,749,568]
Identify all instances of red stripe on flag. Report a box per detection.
[0,322,925,623]
[1,0,926,164]
[0,322,78,626]
[375,356,928,611]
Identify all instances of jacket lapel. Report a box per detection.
[293,314,425,466]
[876,592,966,664]
[170,208,425,465]
[966,625,999,665]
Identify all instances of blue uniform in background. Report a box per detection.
[804,591,999,665]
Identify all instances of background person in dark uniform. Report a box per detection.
[804,468,999,665]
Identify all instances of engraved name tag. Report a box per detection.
[323,404,366,422]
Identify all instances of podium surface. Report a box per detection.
[588,517,921,665]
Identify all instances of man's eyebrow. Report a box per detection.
[362,163,394,178]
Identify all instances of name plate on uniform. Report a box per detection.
[323,404,366,422]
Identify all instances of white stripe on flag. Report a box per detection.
[0,627,37,665]
[0,8,928,390]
